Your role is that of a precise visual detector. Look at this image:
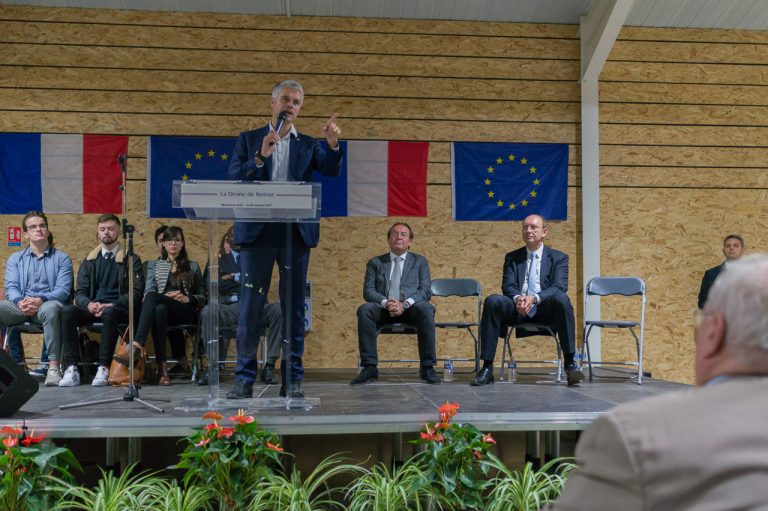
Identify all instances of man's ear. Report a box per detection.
[700,312,727,359]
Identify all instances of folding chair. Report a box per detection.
[583,276,646,384]
[500,323,565,383]
[2,322,45,370]
[431,278,482,373]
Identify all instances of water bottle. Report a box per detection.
[507,360,517,382]
[574,351,582,369]
[443,358,454,382]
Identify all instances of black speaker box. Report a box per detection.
[0,349,39,417]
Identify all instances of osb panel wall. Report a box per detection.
[1,7,766,384]
[595,27,768,383]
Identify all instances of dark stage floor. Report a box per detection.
[3,367,688,440]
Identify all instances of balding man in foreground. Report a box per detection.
[549,253,768,510]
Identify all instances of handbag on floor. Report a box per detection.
[108,328,146,386]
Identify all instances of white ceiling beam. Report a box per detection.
[580,0,635,81]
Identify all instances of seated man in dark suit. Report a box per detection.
[351,222,440,385]
[697,234,744,309]
[472,214,583,387]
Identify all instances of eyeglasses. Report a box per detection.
[164,238,184,245]
[26,223,48,231]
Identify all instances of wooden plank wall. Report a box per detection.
[1,6,766,384]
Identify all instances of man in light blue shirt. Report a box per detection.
[0,211,72,386]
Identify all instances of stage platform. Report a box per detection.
[4,367,687,440]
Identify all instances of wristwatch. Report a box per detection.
[254,151,266,166]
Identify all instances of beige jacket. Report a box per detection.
[550,377,768,511]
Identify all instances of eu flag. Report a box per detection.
[451,142,568,221]
[147,135,236,218]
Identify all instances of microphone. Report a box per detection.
[274,111,287,134]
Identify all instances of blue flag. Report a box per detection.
[451,142,568,221]
[147,135,236,218]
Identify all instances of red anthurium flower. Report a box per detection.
[0,426,23,435]
[473,450,482,459]
[217,427,235,439]
[203,423,219,431]
[195,437,211,447]
[20,433,45,447]
[267,442,284,452]
[229,414,255,425]
[482,433,496,445]
[438,402,460,422]
[201,411,223,421]
[3,436,18,448]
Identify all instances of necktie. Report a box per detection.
[388,256,403,300]
[104,252,113,261]
[526,253,538,317]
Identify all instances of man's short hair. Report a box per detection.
[706,254,768,351]
[97,213,120,225]
[272,79,304,101]
[388,222,414,240]
[723,234,744,247]
[21,210,48,232]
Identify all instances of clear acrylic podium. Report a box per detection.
[172,179,321,411]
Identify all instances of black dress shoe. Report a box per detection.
[566,365,584,386]
[420,366,441,385]
[196,371,209,386]
[279,382,304,398]
[470,367,494,386]
[350,366,378,385]
[226,380,253,399]
[259,364,277,385]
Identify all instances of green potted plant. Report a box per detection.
[50,463,167,510]
[411,402,496,510]
[175,410,287,509]
[246,453,357,511]
[157,478,214,511]
[0,424,81,511]
[484,457,575,511]
[345,457,447,511]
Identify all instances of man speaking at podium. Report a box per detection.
[226,79,342,399]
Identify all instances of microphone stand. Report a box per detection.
[60,154,166,413]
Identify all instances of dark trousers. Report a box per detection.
[357,301,437,367]
[135,292,196,363]
[60,304,128,367]
[235,224,309,384]
[5,328,49,364]
[479,292,576,367]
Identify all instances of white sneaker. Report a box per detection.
[92,366,109,387]
[58,366,80,387]
[44,367,62,387]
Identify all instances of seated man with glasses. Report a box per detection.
[0,211,73,386]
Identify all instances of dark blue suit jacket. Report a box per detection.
[227,125,343,248]
[501,245,569,301]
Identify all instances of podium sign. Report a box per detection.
[172,180,320,411]
[172,180,321,222]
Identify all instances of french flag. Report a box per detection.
[0,133,127,214]
[317,140,429,217]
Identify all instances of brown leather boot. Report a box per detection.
[157,362,171,386]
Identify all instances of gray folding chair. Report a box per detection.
[583,276,646,384]
[431,278,482,373]
[500,323,565,383]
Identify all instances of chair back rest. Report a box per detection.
[586,277,645,297]
[431,278,481,298]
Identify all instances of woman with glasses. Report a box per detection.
[135,226,205,385]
